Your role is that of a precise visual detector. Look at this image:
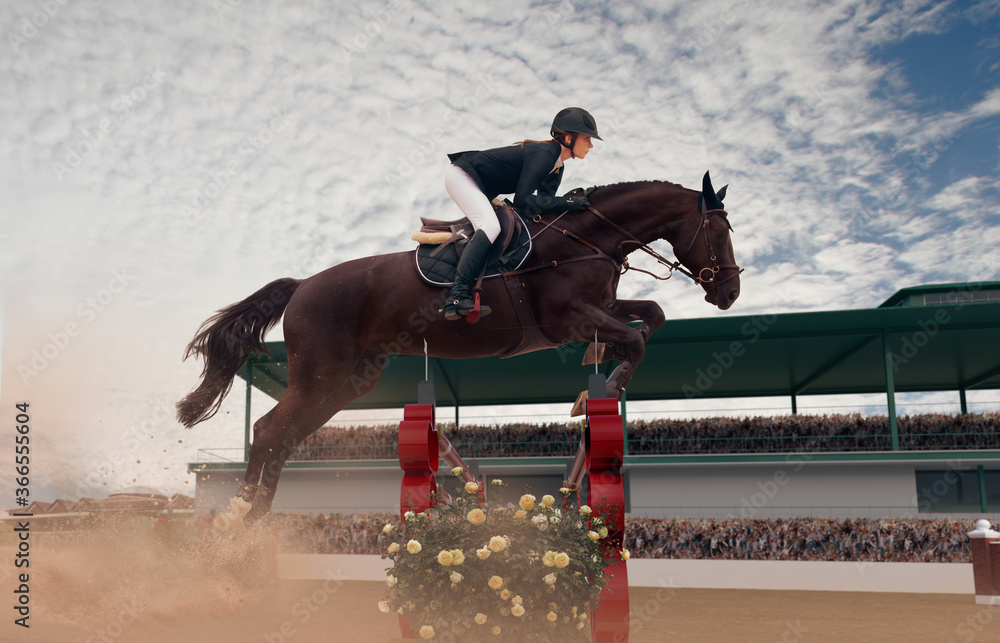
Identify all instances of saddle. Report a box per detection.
[412,201,533,286]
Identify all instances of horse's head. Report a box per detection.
[676,172,741,310]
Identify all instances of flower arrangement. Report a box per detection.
[378,470,626,641]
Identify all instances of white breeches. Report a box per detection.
[445,164,501,243]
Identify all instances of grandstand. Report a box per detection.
[189,282,1000,522]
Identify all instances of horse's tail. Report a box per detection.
[176,277,302,428]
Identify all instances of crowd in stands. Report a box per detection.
[286,412,1000,461]
[624,517,973,563]
[265,511,977,563]
[267,512,392,555]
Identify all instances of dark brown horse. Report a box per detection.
[177,172,741,527]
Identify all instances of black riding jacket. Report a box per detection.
[448,141,572,215]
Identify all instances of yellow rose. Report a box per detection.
[542,551,557,567]
[554,552,570,568]
[407,539,422,554]
[489,536,507,552]
[512,604,525,617]
[598,526,608,539]
[519,494,536,511]
[488,575,504,590]
[547,611,558,622]
[382,524,393,534]
[492,625,501,635]
[475,613,487,625]
[465,481,479,493]
[467,508,486,525]
[621,549,631,561]
[437,550,453,566]
[477,547,491,560]
[541,494,555,507]
[387,542,399,554]
[587,531,599,541]
[451,549,465,565]
[514,510,527,520]
[559,487,571,495]
[511,595,523,606]
[491,478,504,486]
[419,624,435,639]
[500,589,511,600]
[451,466,464,476]
[579,505,592,515]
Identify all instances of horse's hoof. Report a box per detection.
[213,496,252,532]
[570,390,588,417]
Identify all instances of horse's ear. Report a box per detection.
[717,185,728,203]
[702,171,714,197]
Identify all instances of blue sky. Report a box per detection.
[0,0,998,503]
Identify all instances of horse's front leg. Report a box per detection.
[582,299,665,365]
[565,304,648,412]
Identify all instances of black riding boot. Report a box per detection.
[443,229,494,321]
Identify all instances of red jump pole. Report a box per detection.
[585,388,630,643]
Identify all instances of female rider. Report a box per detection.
[442,107,601,320]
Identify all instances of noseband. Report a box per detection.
[587,206,743,289]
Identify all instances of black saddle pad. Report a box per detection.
[414,213,533,286]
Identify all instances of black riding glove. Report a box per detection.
[562,196,590,210]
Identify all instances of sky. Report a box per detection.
[1,0,999,506]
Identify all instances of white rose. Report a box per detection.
[543,572,557,585]
[377,600,390,613]
[450,571,464,584]
[383,524,394,534]
[386,574,397,587]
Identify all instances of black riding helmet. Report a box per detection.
[550,107,602,158]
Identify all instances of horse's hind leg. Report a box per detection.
[239,351,386,524]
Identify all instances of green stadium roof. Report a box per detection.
[238,282,1000,410]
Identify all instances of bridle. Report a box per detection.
[586,204,743,289]
[508,194,743,294]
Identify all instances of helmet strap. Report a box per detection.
[558,132,579,159]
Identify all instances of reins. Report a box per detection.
[505,200,742,290]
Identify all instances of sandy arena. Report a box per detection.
[1,533,996,643]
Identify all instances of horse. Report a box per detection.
[177,172,741,528]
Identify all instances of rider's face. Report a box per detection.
[572,134,593,159]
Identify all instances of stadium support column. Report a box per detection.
[960,388,968,415]
[881,329,899,451]
[979,465,989,514]
[968,520,1000,605]
[244,357,254,461]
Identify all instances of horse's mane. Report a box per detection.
[590,179,689,200]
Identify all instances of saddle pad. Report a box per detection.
[414,213,533,287]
